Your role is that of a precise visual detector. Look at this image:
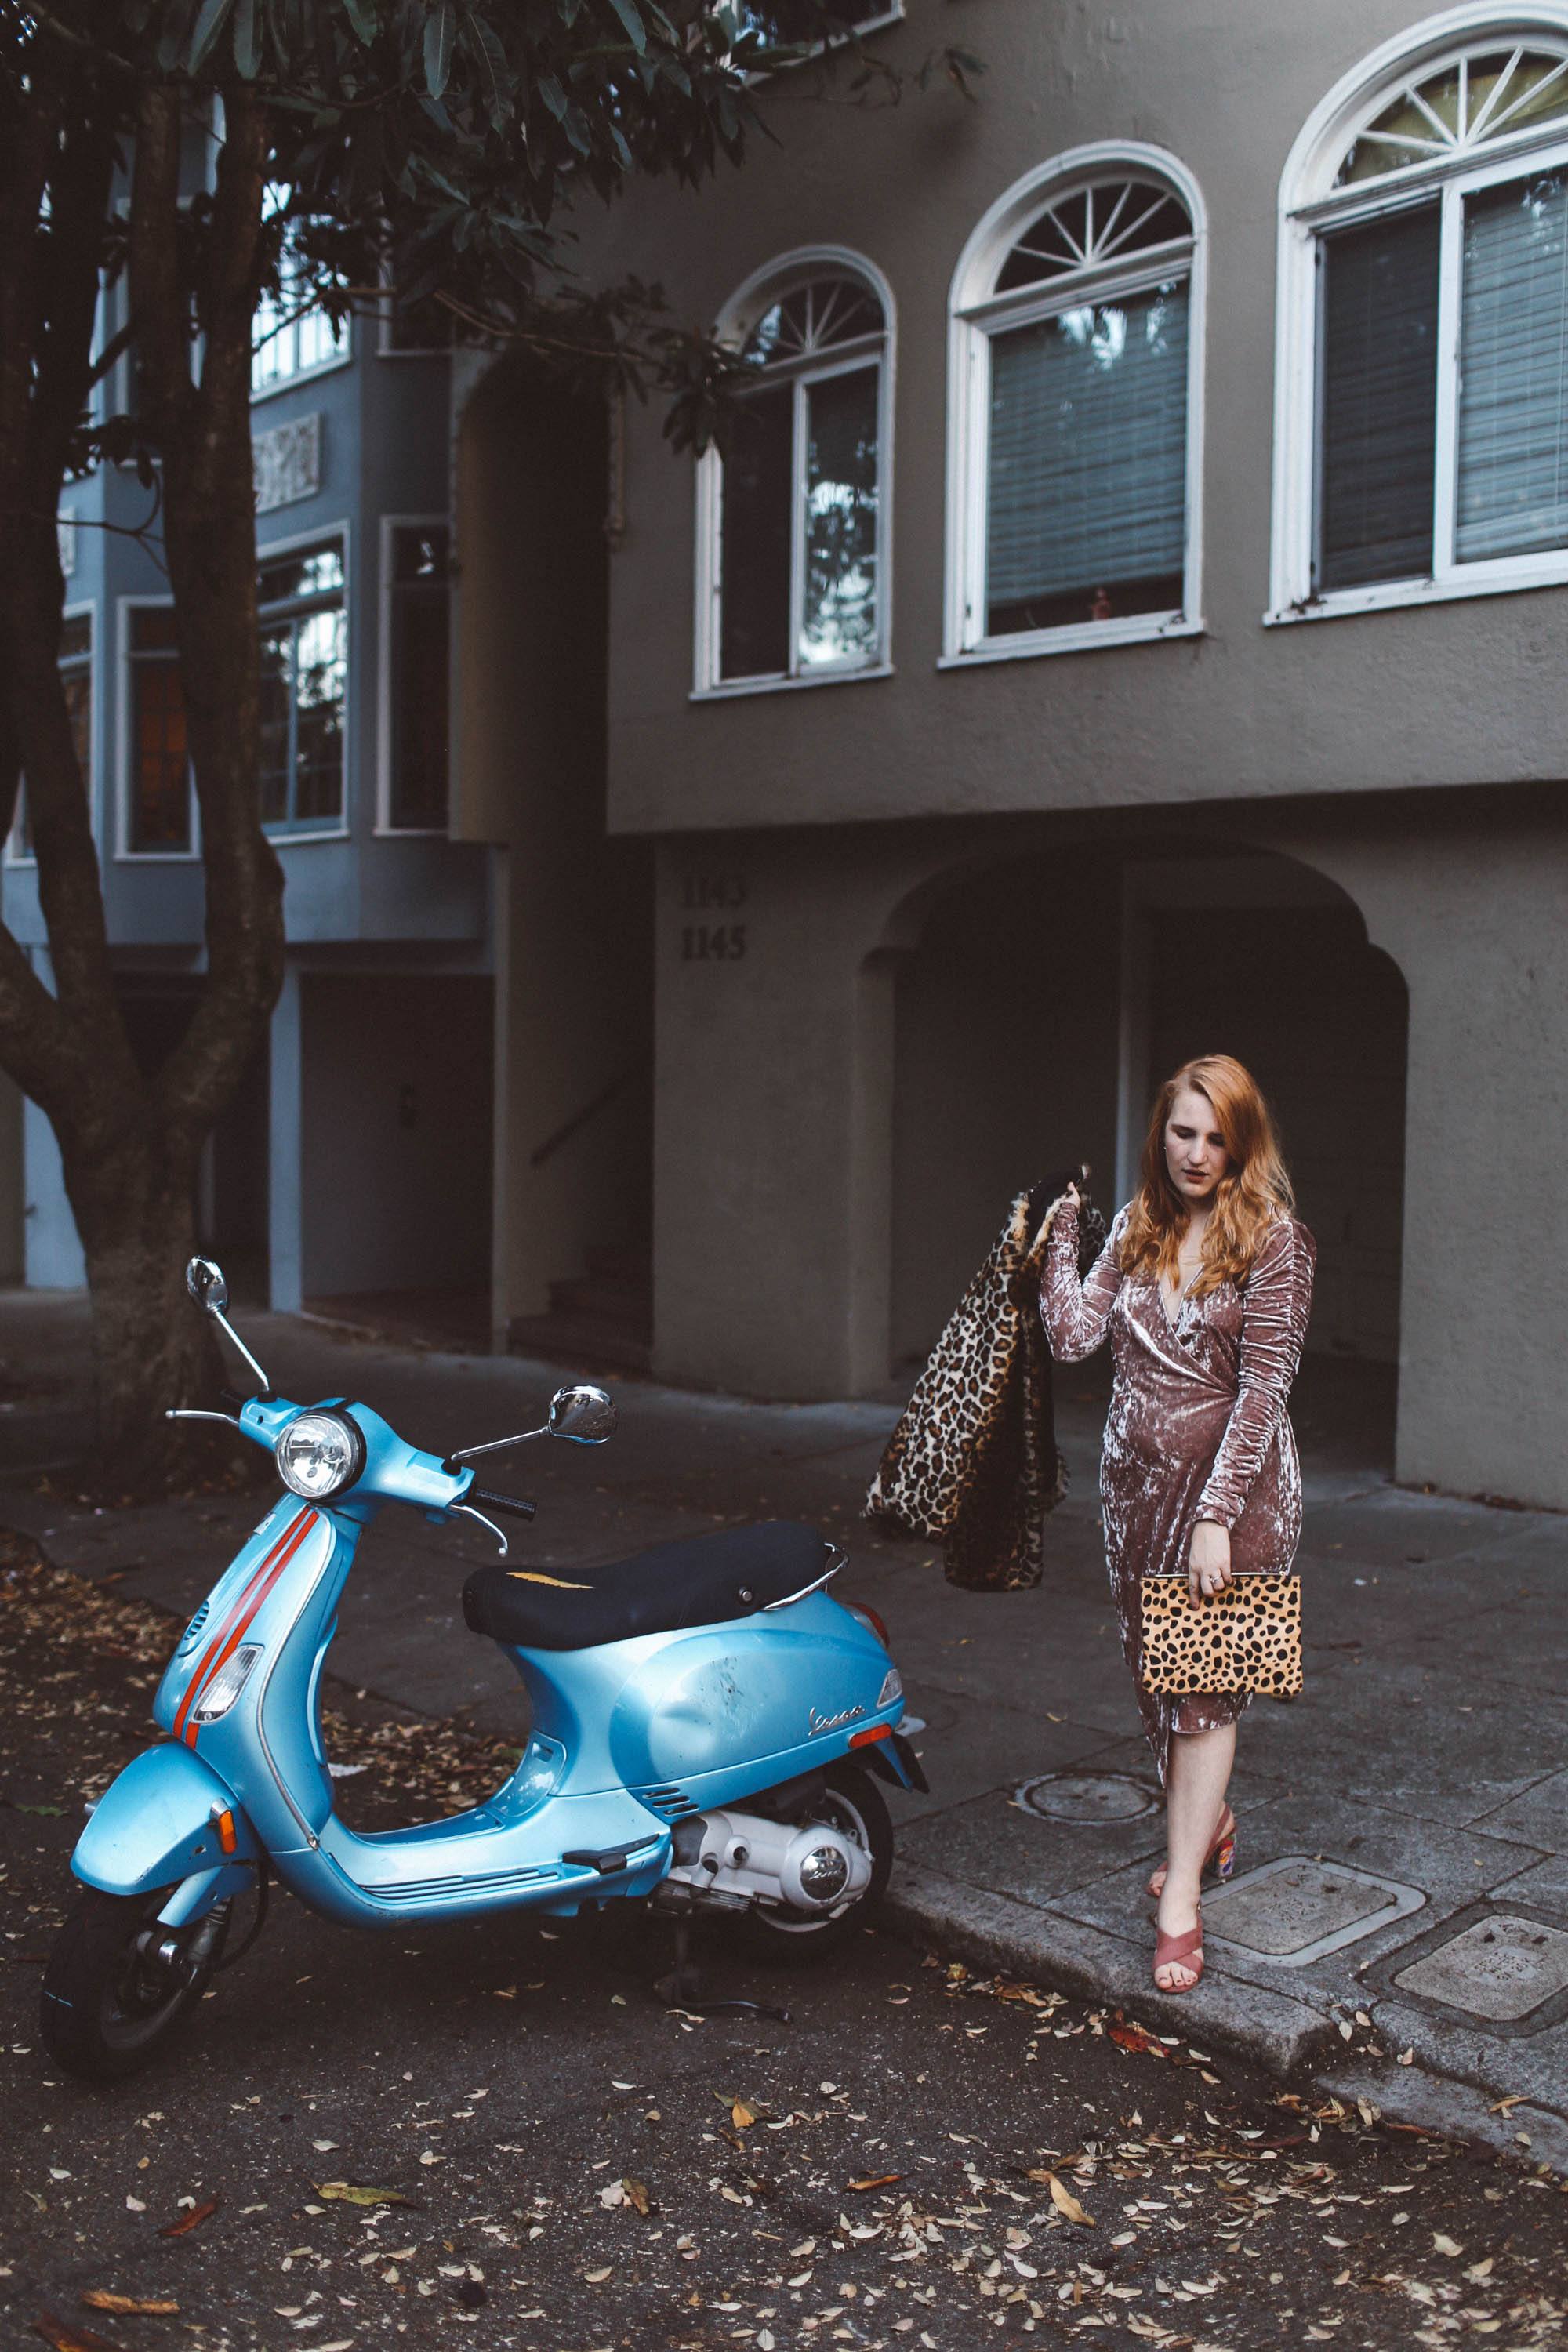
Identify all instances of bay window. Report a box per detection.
[259,539,347,834]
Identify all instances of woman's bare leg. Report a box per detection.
[1155,1722,1236,1992]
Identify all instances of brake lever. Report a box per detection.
[452,1501,509,1559]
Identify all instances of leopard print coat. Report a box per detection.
[865,1181,1108,1592]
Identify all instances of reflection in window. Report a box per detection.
[129,606,192,854]
[258,540,347,831]
[711,270,887,685]
[386,526,450,830]
[253,187,347,394]
[13,612,92,860]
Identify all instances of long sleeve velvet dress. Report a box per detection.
[1040,1200,1316,1782]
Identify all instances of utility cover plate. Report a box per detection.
[1394,1915,1568,2024]
[1202,1856,1425,1966]
[1013,1773,1158,1824]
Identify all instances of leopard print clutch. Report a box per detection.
[1140,1573,1302,1697]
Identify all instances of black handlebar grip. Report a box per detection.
[469,1486,538,1522]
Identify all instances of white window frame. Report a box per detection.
[942,141,1207,668]
[693,245,895,700]
[376,513,451,835]
[251,194,353,405]
[255,518,353,844]
[7,601,98,868]
[116,594,201,865]
[739,0,905,81]
[1269,4,1568,625]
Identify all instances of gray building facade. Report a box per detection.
[560,0,1568,1507]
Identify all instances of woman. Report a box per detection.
[1038,1055,1315,1994]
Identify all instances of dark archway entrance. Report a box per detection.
[889,840,1408,1461]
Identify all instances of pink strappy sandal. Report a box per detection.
[1147,1805,1236,1901]
[1153,1911,1204,1994]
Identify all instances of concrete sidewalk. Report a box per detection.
[4,1290,1565,2169]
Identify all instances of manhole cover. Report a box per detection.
[1203,1857,1425,1966]
[1013,1773,1158,1824]
[1394,1915,1568,2023]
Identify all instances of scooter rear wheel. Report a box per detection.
[40,1889,215,2082]
[731,1763,893,1964]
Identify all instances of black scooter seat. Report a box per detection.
[461,1519,835,1652]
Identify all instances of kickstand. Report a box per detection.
[652,1915,789,2024]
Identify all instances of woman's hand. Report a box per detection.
[1188,1518,1232,1600]
[1029,1181,1081,1259]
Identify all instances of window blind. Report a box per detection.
[1457,169,1568,563]
[1317,204,1440,591]
[985,282,1189,615]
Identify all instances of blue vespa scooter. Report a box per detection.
[41,1258,925,2080]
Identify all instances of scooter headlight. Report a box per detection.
[191,1643,263,1722]
[275,1410,365,1501]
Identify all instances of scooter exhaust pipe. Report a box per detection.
[665,1809,873,1913]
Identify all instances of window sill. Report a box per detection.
[266,825,350,846]
[113,849,200,865]
[251,348,353,406]
[372,823,449,839]
[939,612,1203,667]
[690,661,895,703]
[1265,561,1568,626]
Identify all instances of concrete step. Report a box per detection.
[546,1272,652,1329]
[506,1311,652,1377]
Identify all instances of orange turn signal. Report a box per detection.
[848,1723,892,1748]
[214,1807,238,1856]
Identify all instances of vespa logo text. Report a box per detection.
[808,1701,866,1738]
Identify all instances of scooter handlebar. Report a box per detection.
[467,1485,538,1522]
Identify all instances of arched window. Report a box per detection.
[945,146,1206,661]
[1272,16,1568,619]
[696,252,892,694]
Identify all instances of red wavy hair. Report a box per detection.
[1120,1054,1294,1295]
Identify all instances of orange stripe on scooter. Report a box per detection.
[179,1508,319,1744]
[187,1507,319,1717]
[174,1508,314,1739]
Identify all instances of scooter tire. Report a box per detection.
[730,1763,894,1965]
[40,1888,209,2082]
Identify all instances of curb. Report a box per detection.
[883,1859,1338,2076]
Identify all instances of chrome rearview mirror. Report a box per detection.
[547,1384,617,1445]
[182,1254,272,1396]
[186,1256,228,1316]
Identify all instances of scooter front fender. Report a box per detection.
[71,1742,260,1898]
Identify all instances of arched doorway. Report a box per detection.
[888,840,1408,1454]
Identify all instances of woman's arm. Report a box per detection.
[1193,1218,1317,1530]
[1038,1197,1126,1363]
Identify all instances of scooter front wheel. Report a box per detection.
[731,1763,893,1964]
[40,1889,217,2082]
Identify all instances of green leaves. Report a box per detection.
[605,0,648,57]
[186,0,238,72]
[423,0,456,96]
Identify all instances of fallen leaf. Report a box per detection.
[583,2265,612,2283]
[847,2173,903,2193]
[82,2292,180,2316]
[34,2321,122,2352]
[622,2177,652,2216]
[1432,2232,1462,2257]
[731,2100,758,2129]
[1044,2172,1094,2227]
[1465,2257,1495,2283]
[313,2183,421,2210]
[1109,2024,1163,2057]
[158,2198,219,2238]
[1489,2095,1524,2114]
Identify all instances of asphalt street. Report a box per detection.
[4,1530,1568,2351]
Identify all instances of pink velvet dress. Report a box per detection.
[1040,1200,1316,1782]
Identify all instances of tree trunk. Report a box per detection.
[67,1120,230,1496]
